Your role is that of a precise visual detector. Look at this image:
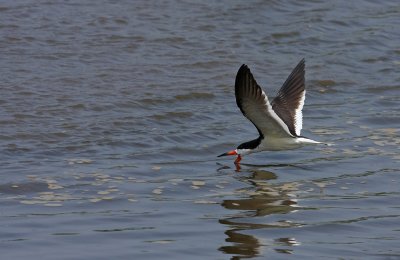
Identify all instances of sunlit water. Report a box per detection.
[1,0,399,259]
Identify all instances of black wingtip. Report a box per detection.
[238,64,249,73]
[298,58,305,68]
[236,64,252,85]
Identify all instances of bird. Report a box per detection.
[218,59,324,165]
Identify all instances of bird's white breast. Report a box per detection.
[257,136,320,151]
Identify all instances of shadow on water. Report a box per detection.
[217,167,302,259]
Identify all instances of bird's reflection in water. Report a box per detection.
[218,167,302,259]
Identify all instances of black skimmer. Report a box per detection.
[218,59,323,165]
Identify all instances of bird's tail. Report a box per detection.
[297,137,334,147]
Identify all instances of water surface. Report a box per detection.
[1,0,399,259]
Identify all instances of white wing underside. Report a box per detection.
[240,91,293,138]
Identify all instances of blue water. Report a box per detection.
[0,0,399,259]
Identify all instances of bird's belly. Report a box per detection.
[258,137,303,151]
